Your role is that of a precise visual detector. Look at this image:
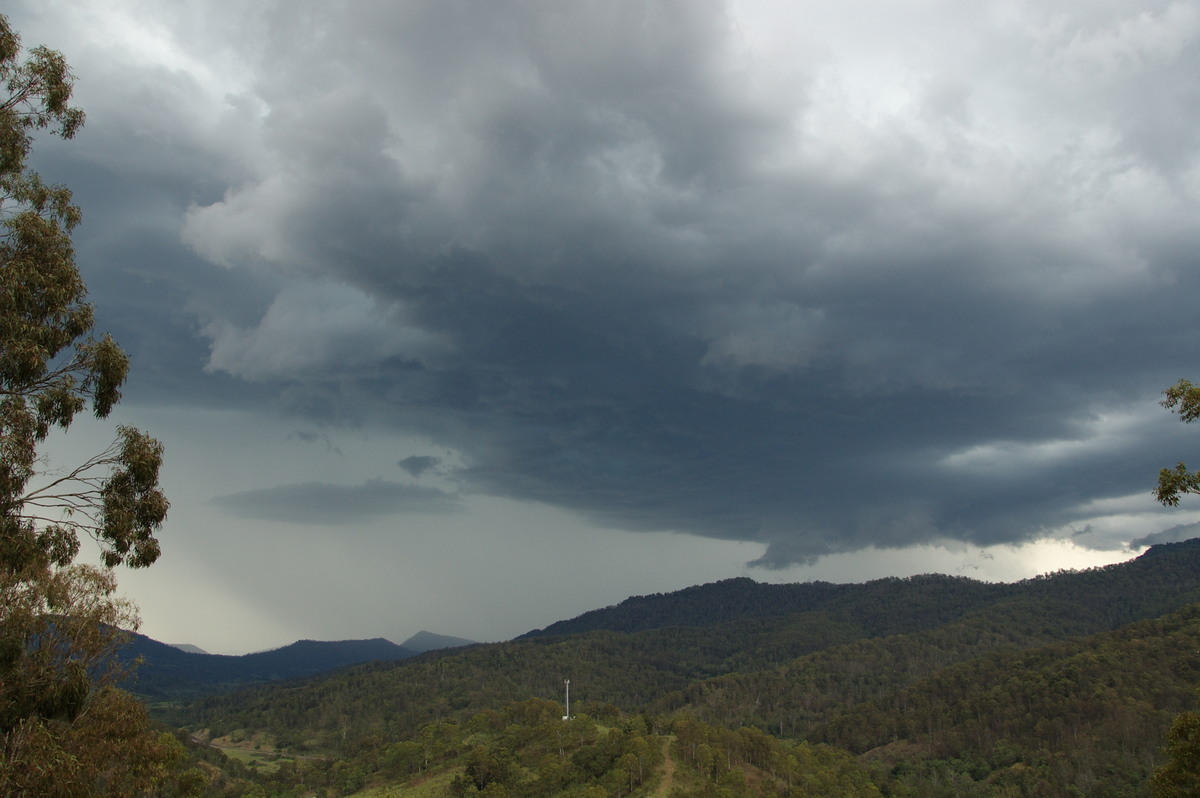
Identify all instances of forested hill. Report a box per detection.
[519,575,1012,639]
[521,537,1200,639]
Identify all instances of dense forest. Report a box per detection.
[139,538,1200,796]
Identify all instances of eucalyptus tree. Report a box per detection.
[1153,379,1200,795]
[1157,379,1200,506]
[0,13,179,794]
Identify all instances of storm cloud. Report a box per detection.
[10,0,1200,649]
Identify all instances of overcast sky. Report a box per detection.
[9,0,1200,654]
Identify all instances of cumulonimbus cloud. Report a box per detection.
[65,0,1200,561]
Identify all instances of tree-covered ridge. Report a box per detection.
[527,538,1200,641]
[814,605,1200,796]
[649,596,1103,734]
[519,573,1013,639]
[648,548,1200,734]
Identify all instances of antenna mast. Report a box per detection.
[563,679,571,721]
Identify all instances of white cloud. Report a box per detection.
[753,537,1140,587]
[941,407,1156,475]
[203,282,450,381]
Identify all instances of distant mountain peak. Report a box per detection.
[169,643,208,655]
[401,630,475,653]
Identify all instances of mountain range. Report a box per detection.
[122,630,474,699]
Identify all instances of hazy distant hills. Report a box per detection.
[123,631,475,699]
[401,630,476,653]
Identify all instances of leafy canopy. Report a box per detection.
[0,13,184,795]
[1152,381,1200,796]
[0,16,167,574]
[1156,379,1200,506]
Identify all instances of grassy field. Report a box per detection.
[214,745,299,774]
[204,730,300,774]
[349,769,462,798]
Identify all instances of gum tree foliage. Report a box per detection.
[1153,379,1200,795]
[1156,379,1200,506]
[0,14,176,794]
[1153,707,1200,798]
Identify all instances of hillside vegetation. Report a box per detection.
[159,539,1200,796]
